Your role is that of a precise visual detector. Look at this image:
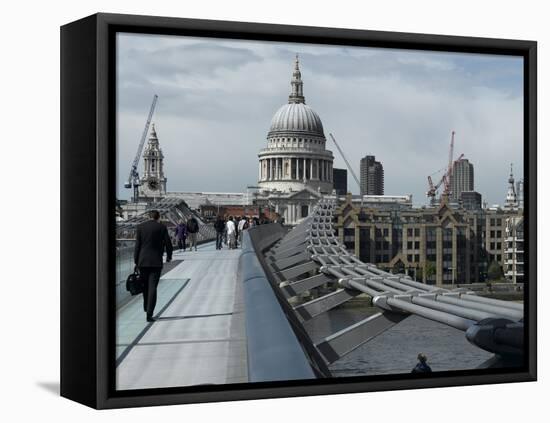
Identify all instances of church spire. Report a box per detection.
[288,54,305,104]
[505,162,518,209]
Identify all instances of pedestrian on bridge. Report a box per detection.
[226,216,236,249]
[411,353,432,373]
[214,215,225,250]
[186,216,199,251]
[237,216,248,247]
[175,220,187,252]
[134,210,173,322]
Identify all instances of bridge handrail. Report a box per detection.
[239,228,317,382]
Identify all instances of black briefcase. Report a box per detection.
[126,268,144,296]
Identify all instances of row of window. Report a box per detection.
[489,218,503,226]
[406,241,420,250]
[269,137,324,145]
[506,253,525,261]
[489,242,502,250]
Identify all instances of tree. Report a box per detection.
[487,261,504,282]
[424,261,436,282]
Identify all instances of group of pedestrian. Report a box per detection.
[214,215,257,250]
[174,216,200,252]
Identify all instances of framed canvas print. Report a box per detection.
[60,13,537,409]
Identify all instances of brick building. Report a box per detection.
[335,195,522,286]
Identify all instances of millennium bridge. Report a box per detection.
[115,197,524,389]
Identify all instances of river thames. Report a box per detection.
[305,306,494,376]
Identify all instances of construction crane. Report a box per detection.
[442,130,456,199]
[426,131,463,205]
[329,133,361,195]
[426,154,464,203]
[124,94,158,202]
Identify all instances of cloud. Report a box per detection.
[116,34,524,206]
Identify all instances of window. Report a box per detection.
[490,230,495,238]
[414,228,420,237]
[407,241,413,249]
[383,228,389,236]
[497,230,502,238]
[414,241,420,249]
[407,228,413,237]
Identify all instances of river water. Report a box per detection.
[304,306,493,377]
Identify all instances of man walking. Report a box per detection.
[226,216,236,249]
[175,219,187,252]
[134,210,173,322]
[237,215,247,247]
[186,215,200,251]
[214,215,225,250]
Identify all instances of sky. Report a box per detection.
[116,33,524,206]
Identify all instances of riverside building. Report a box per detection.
[335,194,523,286]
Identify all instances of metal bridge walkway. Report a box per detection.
[262,198,524,367]
[115,242,247,390]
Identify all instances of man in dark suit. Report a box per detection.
[134,210,173,322]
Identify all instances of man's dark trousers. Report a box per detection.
[140,267,162,318]
[216,232,223,249]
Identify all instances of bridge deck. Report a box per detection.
[116,242,247,390]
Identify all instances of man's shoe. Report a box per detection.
[146,316,156,322]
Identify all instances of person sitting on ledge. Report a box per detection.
[411,353,432,373]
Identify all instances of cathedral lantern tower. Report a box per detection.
[139,123,167,199]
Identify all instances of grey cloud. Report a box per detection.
[116,35,524,206]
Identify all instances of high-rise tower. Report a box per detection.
[360,155,384,195]
[450,158,474,200]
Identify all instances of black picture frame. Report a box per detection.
[60,12,537,409]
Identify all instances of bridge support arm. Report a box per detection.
[316,312,407,364]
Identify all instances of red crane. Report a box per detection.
[426,131,464,205]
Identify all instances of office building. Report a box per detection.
[360,155,384,195]
[333,168,348,195]
[460,191,482,210]
[450,158,474,201]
